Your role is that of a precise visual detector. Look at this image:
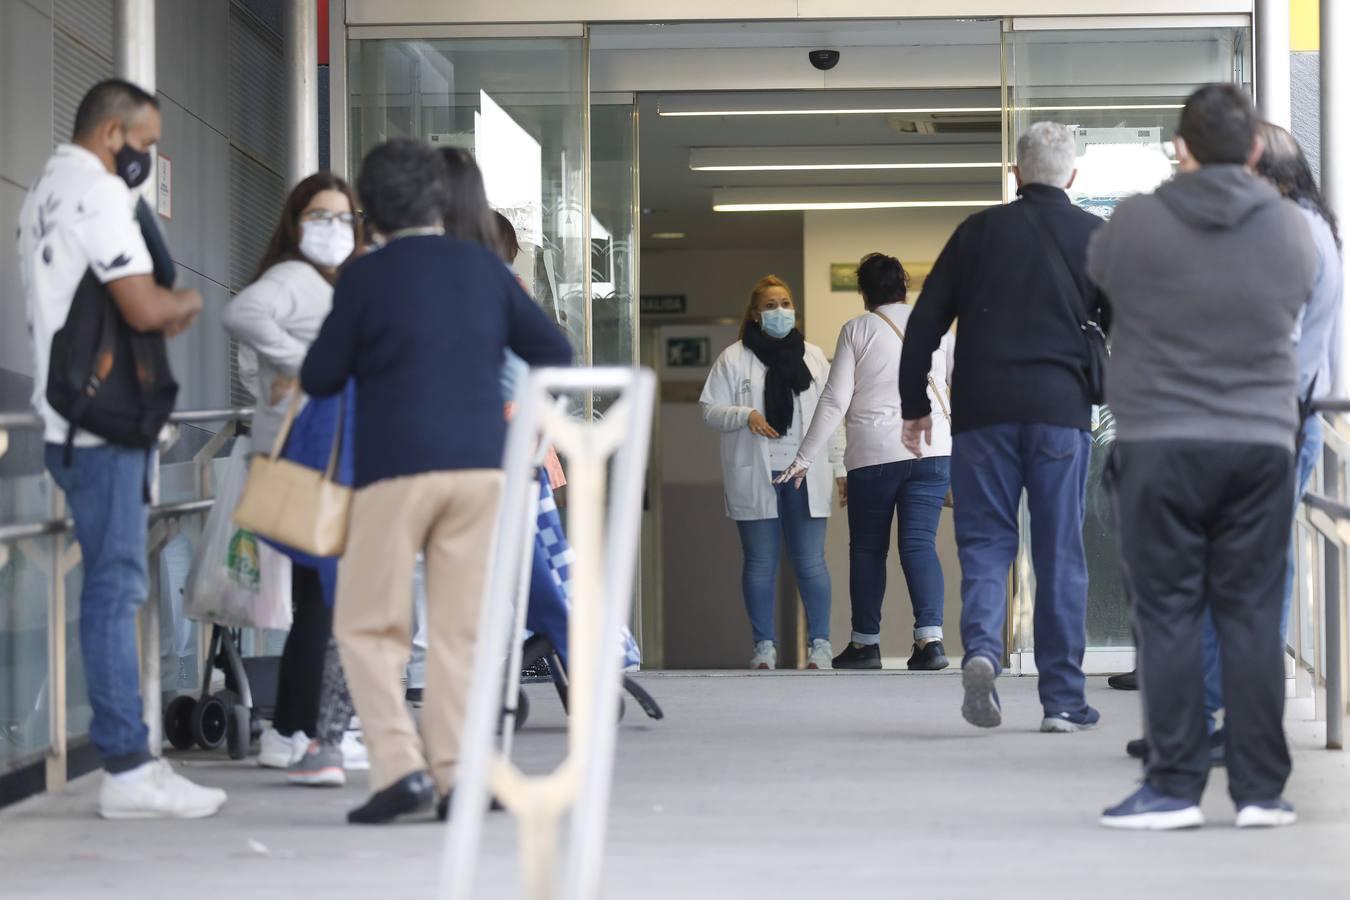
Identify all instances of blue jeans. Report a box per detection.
[735,474,832,644]
[46,444,154,773]
[952,424,1092,716]
[846,457,950,644]
[1202,416,1322,725]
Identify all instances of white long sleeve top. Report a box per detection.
[796,303,954,472]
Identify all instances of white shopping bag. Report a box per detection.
[186,438,294,631]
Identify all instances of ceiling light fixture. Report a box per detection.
[649,232,686,239]
[695,162,1001,172]
[661,103,1183,118]
[690,146,1001,173]
[714,199,998,212]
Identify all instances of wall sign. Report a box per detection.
[665,336,710,368]
[829,263,855,292]
[156,153,172,220]
[641,294,687,315]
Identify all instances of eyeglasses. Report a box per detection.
[301,210,356,225]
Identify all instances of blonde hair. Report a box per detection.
[740,275,794,339]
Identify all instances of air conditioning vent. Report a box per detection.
[888,115,1001,136]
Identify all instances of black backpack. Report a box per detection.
[46,198,180,463]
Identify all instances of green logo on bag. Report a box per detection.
[226,529,261,591]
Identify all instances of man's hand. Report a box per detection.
[773,459,809,488]
[748,410,780,439]
[902,416,933,458]
[836,477,849,508]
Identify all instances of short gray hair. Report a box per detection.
[1016,122,1077,188]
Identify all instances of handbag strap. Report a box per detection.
[871,311,951,422]
[269,389,304,460]
[1018,202,1097,327]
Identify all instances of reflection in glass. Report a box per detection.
[1008,25,1253,650]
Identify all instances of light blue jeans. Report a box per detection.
[1202,417,1322,728]
[735,473,832,644]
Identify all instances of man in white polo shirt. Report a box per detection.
[17,79,220,819]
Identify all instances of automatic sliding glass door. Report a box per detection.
[1003,17,1254,669]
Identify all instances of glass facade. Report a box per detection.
[1007,23,1254,651]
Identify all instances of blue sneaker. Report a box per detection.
[1101,784,1204,831]
[961,656,1001,728]
[1041,706,1101,733]
[1235,798,1297,829]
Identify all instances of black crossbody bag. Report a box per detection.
[1020,203,1109,405]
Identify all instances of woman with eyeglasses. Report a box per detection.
[223,172,364,780]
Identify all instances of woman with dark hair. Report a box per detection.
[223,172,365,780]
[302,138,572,824]
[779,253,954,671]
[437,146,502,254]
[494,211,521,264]
[700,276,842,670]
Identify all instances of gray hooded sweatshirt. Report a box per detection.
[1087,165,1317,451]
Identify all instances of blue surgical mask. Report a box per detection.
[760,307,795,339]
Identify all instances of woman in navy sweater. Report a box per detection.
[301,138,573,824]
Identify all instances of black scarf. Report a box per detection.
[742,321,813,434]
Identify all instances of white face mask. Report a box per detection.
[299,219,355,269]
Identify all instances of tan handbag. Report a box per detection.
[873,311,955,508]
[233,391,352,556]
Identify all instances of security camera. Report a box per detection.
[809,50,840,71]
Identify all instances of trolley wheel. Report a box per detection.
[226,703,251,761]
[164,696,197,751]
[515,689,530,731]
[191,694,229,751]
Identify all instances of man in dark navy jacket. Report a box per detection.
[899,122,1107,735]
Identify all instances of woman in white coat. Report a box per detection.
[700,275,844,670]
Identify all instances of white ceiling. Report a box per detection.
[637,89,1003,251]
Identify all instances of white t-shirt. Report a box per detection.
[766,394,805,472]
[17,144,153,445]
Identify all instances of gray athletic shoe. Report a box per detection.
[287,741,346,787]
[961,656,1002,728]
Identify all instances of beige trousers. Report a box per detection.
[334,470,503,794]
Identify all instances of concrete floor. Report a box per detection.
[3,672,1349,900]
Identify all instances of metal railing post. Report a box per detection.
[1325,443,1345,748]
[46,490,69,791]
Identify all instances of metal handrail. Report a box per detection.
[0,407,253,431]
[0,407,253,546]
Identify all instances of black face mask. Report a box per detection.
[115,141,152,188]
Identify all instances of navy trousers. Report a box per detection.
[951,424,1092,716]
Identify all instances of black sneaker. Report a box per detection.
[832,642,881,670]
[437,791,507,821]
[1126,731,1226,768]
[347,771,436,824]
[405,687,424,706]
[1107,670,1138,691]
[907,641,950,671]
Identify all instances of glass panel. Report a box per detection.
[347,37,589,377]
[1,460,54,771]
[590,98,638,418]
[1007,24,1253,650]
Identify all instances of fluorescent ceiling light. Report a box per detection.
[662,104,1182,118]
[690,145,1000,173]
[649,232,686,239]
[663,105,1001,117]
[712,185,999,213]
[715,200,999,212]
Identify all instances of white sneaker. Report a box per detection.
[750,641,777,670]
[806,639,834,670]
[258,728,309,769]
[99,760,227,820]
[341,730,370,771]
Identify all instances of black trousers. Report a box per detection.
[1109,440,1294,805]
[271,563,333,738]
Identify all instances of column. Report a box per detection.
[1257,0,1293,129]
[114,0,156,204]
[284,0,320,186]
[1327,1,1350,400]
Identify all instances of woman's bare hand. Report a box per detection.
[748,410,780,439]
